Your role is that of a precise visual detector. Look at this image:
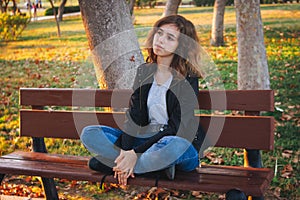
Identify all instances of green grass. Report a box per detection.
[1,4,299,199]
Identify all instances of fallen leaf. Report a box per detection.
[292,156,298,164]
[274,187,281,198]
[282,150,293,158]
[280,164,293,178]
[234,150,244,156]
[191,191,203,198]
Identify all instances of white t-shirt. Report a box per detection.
[147,75,173,125]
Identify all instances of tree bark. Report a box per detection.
[235,0,270,90]
[235,1,270,199]
[211,0,226,46]
[78,0,144,89]
[58,0,67,22]
[163,0,181,17]
[128,0,135,15]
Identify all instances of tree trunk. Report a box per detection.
[27,0,31,18]
[163,0,181,17]
[78,0,144,89]
[235,1,270,199]
[58,0,67,22]
[49,0,61,37]
[128,0,135,15]
[235,0,270,90]
[1,0,10,13]
[0,1,4,13]
[12,0,17,15]
[211,0,226,46]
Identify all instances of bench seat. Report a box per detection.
[0,151,274,197]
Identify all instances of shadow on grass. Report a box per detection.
[215,60,237,65]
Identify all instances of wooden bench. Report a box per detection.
[0,88,275,200]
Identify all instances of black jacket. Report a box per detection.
[115,63,205,153]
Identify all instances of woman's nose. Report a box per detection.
[158,34,165,44]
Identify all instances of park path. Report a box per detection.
[19,8,81,22]
[31,12,81,21]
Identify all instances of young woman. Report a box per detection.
[80,15,205,186]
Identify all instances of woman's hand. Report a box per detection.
[114,171,134,186]
[113,149,137,185]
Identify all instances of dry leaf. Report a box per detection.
[191,191,203,198]
[292,156,299,164]
[234,150,244,156]
[280,164,293,178]
[274,187,281,198]
[282,149,293,158]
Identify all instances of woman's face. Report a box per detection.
[153,24,180,58]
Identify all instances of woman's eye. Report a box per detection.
[167,36,175,41]
[157,30,163,36]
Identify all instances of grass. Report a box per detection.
[1,4,300,200]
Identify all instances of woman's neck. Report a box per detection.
[156,54,173,69]
[155,56,173,85]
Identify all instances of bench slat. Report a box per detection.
[0,152,273,196]
[20,110,274,150]
[2,151,89,165]
[20,88,274,111]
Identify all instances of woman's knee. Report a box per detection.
[161,136,191,147]
[80,125,102,142]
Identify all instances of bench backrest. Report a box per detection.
[19,88,274,150]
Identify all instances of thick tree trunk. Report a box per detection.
[78,0,144,89]
[163,0,181,17]
[128,0,135,15]
[235,1,270,199]
[211,0,226,46]
[235,0,270,90]
[58,0,67,22]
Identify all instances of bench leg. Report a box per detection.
[41,177,59,200]
[0,174,5,183]
[246,149,262,168]
[32,137,47,153]
[226,189,247,200]
[251,197,264,200]
[245,149,264,200]
[31,137,59,199]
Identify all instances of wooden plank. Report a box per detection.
[20,110,123,139]
[3,151,272,180]
[20,88,274,111]
[20,110,274,150]
[20,88,131,108]
[0,152,273,196]
[2,151,89,166]
[198,90,274,111]
[199,114,275,150]
[197,164,272,178]
[20,88,132,108]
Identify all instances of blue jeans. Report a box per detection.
[80,125,199,174]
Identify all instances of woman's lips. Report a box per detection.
[154,44,163,50]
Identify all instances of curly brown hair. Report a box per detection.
[145,15,202,77]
